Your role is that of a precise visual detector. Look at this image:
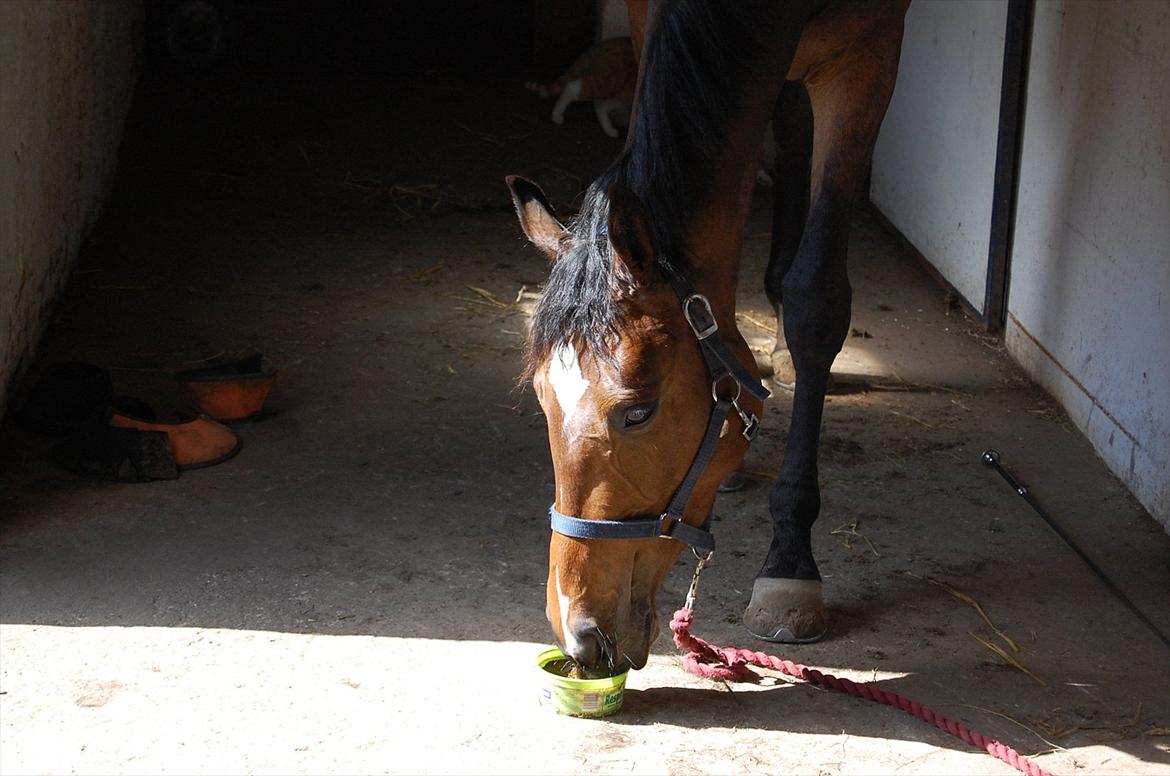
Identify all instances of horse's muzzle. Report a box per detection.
[562,623,617,676]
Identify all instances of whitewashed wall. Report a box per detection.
[870,0,1008,314]
[870,0,1169,529]
[0,1,141,415]
[1007,1,1170,527]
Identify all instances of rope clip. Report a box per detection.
[684,550,712,611]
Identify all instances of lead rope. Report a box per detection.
[670,563,1055,776]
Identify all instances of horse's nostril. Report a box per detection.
[566,625,610,670]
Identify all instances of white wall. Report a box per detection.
[870,0,1008,314]
[1007,0,1170,527]
[0,1,142,415]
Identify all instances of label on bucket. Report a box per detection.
[540,682,624,718]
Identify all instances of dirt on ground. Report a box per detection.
[2,20,1169,776]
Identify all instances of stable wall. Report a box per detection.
[1006,1,1169,528]
[0,1,142,416]
[870,0,1170,529]
[870,0,1008,315]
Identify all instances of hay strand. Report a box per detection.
[926,576,1020,652]
[969,631,1046,686]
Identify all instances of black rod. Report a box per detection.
[981,450,1170,652]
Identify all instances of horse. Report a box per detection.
[507,0,909,675]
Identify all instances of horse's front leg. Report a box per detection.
[745,15,905,642]
[744,188,850,642]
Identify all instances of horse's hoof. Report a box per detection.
[744,577,828,643]
[770,348,797,393]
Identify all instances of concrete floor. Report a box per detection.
[2,48,1169,776]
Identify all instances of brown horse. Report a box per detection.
[508,0,909,674]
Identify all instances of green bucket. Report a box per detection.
[536,647,629,718]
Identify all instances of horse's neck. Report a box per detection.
[624,0,801,317]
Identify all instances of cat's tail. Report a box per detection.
[525,78,567,98]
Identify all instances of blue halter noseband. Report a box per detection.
[548,271,771,556]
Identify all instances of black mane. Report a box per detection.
[526,0,770,372]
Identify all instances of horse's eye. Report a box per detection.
[623,403,656,428]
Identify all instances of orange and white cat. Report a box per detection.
[525,36,637,138]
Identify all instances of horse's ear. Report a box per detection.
[506,175,564,261]
[606,183,657,288]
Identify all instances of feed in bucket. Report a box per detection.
[536,647,628,718]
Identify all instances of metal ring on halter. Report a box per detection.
[711,374,741,404]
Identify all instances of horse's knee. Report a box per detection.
[780,279,851,372]
[744,577,828,643]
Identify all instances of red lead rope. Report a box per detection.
[670,608,1055,776]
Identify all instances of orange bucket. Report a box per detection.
[176,355,277,420]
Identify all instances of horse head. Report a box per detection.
[507,174,763,675]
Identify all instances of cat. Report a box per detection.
[525,36,637,138]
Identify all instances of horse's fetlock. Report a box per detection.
[769,477,821,518]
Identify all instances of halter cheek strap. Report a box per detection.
[547,270,770,555]
[679,291,771,404]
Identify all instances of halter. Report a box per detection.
[548,270,771,557]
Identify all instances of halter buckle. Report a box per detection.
[683,294,718,340]
[657,513,680,540]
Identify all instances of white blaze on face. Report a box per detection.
[547,344,590,429]
[555,565,582,654]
